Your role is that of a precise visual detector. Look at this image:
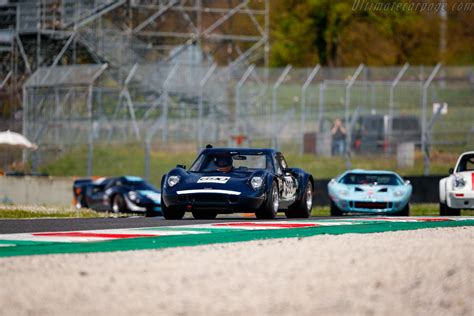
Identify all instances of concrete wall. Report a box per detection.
[0,176,73,206]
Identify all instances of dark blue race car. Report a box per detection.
[73,176,162,216]
[161,147,314,219]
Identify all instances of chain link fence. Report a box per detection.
[20,63,474,179]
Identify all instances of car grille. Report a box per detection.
[179,194,239,204]
[353,201,390,209]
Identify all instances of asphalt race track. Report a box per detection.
[0,215,331,234]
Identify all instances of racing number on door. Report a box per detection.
[276,153,297,201]
[283,176,297,200]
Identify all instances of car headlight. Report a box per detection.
[250,176,264,190]
[338,190,349,196]
[453,175,465,189]
[128,191,139,202]
[167,175,180,187]
[394,190,404,197]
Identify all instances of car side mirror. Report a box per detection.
[405,180,411,185]
[449,168,454,174]
[176,164,186,170]
[330,178,336,183]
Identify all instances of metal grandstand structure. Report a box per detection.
[0,0,269,88]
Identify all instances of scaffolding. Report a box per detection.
[0,0,269,90]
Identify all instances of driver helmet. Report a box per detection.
[214,155,233,169]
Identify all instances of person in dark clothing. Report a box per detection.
[331,118,347,156]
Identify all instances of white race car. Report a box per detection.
[439,151,474,215]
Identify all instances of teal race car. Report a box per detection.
[328,170,412,216]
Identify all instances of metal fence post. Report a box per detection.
[234,64,255,144]
[161,64,179,144]
[122,63,140,140]
[144,140,151,180]
[271,65,292,149]
[198,63,217,150]
[422,63,442,176]
[86,83,94,177]
[162,90,169,144]
[344,64,364,168]
[318,81,325,132]
[300,64,320,154]
[144,120,161,180]
[21,85,28,164]
[388,63,409,153]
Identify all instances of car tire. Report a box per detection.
[439,202,460,216]
[285,182,313,218]
[330,201,343,216]
[192,211,218,220]
[398,203,410,216]
[162,201,185,220]
[112,194,128,214]
[256,182,279,219]
[75,195,87,209]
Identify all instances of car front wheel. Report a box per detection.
[162,201,185,220]
[112,194,128,214]
[256,182,278,219]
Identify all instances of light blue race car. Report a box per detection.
[328,169,412,216]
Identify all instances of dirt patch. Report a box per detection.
[0,227,473,315]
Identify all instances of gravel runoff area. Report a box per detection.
[0,227,473,316]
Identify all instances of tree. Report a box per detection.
[270,0,473,66]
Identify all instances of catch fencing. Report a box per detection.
[21,63,474,178]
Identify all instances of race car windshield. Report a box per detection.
[340,173,402,185]
[190,153,270,172]
[456,154,474,172]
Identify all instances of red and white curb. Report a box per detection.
[0,217,469,244]
[0,228,206,243]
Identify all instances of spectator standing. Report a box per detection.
[331,118,347,156]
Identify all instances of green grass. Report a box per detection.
[0,204,134,219]
[40,143,459,187]
[40,143,197,187]
[0,209,110,219]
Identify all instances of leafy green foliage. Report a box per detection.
[270,0,474,66]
